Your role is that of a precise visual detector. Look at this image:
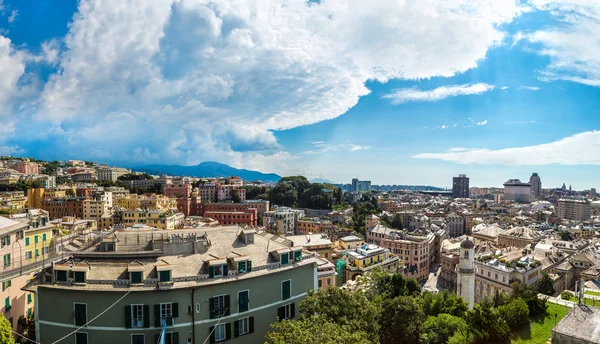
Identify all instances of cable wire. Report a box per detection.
[12,330,40,344]
[50,290,131,344]
[202,308,229,344]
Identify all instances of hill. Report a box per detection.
[132,161,281,182]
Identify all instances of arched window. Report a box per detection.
[463,251,469,259]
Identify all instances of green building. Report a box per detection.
[28,227,321,344]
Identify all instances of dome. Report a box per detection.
[460,237,474,249]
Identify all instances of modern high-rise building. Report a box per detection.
[351,178,372,192]
[529,173,542,197]
[557,199,591,221]
[503,179,531,203]
[452,174,469,198]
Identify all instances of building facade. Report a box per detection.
[263,207,305,236]
[529,173,542,197]
[503,179,531,203]
[9,161,39,175]
[456,238,475,309]
[452,174,469,199]
[557,199,591,221]
[31,227,322,344]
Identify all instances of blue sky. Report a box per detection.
[0,0,599,189]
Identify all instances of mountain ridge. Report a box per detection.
[132,161,281,182]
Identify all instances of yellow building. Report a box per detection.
[344,243,401,281]
[44,189,67,198]
[26,188,45,208]
[120,209,184,230]
[117,195,176,211]
[23,223,54,264]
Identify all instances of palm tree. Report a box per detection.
[536,272,555,296]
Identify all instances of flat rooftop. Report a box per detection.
[553,305,600,343]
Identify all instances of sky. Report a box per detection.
[0,0,599,189]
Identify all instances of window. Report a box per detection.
[235,317,254,337]
[160,303,173,326]
[196,303,201,313]
[27,294,32,304]
[327,278,331,286]
[130,272,143,284]
[130,305,144,328]
[281,280,291,300]
[238,261,247,273]
[42,233,47,241]
[495,273,498,280]
[4,297,10,310]
[318,279,322,288]
[25,251,32,260]
[278,303,295,320]
[294,251,302,261]
[56,270,67,282]
[25,237,30,246]
[213,323,227,342]
[463,251,469,258]
[75,332,87,344]
[159,270,171,283]
[74,272,86,283]
[238,290,249,313]
[281,253,289,265]
[34,236,38,244]
[74,303,87,326]
[214,265,223,277]
[3,254,10,267]
[131,334,144,344]
[210,295,230,318]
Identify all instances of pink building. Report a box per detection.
[163,178,192,198]
[10,161,39,175]
[217,185,246,202]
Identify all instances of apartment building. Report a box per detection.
[122,176,172,191]
[40,175,56,189]
[201,204,258,226]
[295,217,331,235]
[120,210,185,230]
[243,200,270,216]
[9,161,39,175]
[475,255,542,301]
[263,207,305,236]
[163,178,192,198]
[31,227,322,344]
[97,165,131,182]
[557,199,591,221]
[117,194,176,211]
[440,251,459,290]
[50,217,97,237]
[446,213,465,237]
[41,197,86,219]
[345,243,400,281]
[286,233,333,261]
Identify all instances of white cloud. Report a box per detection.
[301,141,371,155]
[0,35,29,114]
[7,9,17,23]
[477,120,488,126]
[441,125,447,129]
[526,0,600,87]
[382,83,496,104]
[414,131,600,165]
[500,86,509,90]
[6,0,527,173]
[518,86,541,90]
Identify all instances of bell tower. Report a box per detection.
[457,237,475,309]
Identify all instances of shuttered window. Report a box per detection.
[281,280,291,300]
[74,303,87,326]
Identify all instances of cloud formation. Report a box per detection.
[477,120,488,126]
[413,131,600,165]
[518,86,541,91]
[527,0,600,87]
[382,83,496,104]
[301,141,370,155]
[2,0,526,172]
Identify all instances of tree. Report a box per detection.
[559,231,573,241]
[464,298,510,343]
[17,315,35,343]
[333,187,343,204]
[266,316,371,344]
[365,269,421,301]
[298,287,380,338]
[420,291,469,317]
[270,183,298,207]
[421,314,468,344]
[379,296,423,344]
[536,272,556,296]
[65,189,75,197]
[498,298,530,329]
[510,281,547,316]
[151,183,163,195]
[0,314,14,344]
[231,190,241,203]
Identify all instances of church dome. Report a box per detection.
[460,237,474,249]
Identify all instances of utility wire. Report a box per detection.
[51,290,131,344]
[12,330,40,344]
[202,308,229,344]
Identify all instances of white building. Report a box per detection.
[96,165,131,182]
[456,237,475,309]
[40,175,56,189]
[263,207,305,236]
[503,179,531,203]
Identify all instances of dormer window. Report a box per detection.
[74,271,86,283]
[159,270,172,283]
[130,271,143,284]
[56,270,67,282]
[294,251,302,262]
[238,260,252,273]
[209,261,228,278]
[280,253,289,265]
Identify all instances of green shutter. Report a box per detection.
[143,305,150,328]
[222,264,228,276]
[209,266,214,278]
[125,306,132,328]
[27,294,32,304]
[42,233,47,241]
[6,254,9,266]
[6,280,10,288]
[238,291,248,313]
[226,323,232,340]
[224,295,230,316]
[131,272,142,284]
[1,282,4,292]
[6,237,9,245]
[249,316,254,333]
[74,304,86,326]
[282,281,291,300]
[154,304,161,327]
[234,319,240,338]
[209,297,215,319]
[238,262,244,273]
[172,332,179,344]
[247,260,252,272]
[291,303,295,318]
[209,326,216,344]
[281,254,288,265]
[35,236,38,244]
[74,272,85,283]
[172,303,179,317]
[25,237,29,246]
[57,270,67,282]
[294,251,302,261]
[277,306,285,321]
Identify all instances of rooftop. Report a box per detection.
[553,306,600,343]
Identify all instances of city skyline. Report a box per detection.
[1,1,600,189]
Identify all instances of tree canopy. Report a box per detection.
[266,315,371,344]
[0,314,14,344]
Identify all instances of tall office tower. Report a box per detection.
[529,173,542,197]
[452,174,469,198]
